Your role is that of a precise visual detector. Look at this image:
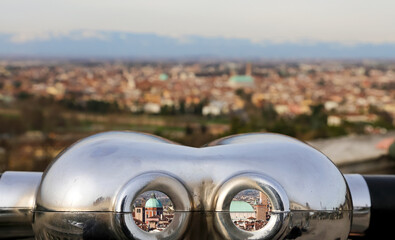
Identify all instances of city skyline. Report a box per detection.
[0,59,394,173]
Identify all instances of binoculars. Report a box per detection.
[0,132,393,239]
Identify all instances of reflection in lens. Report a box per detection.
[132,191,174,232]
[230,189,271,231]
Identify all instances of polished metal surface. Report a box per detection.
[0,132,353,239]
[0,171,42,209]
[0,171,42,239]
[214,173,290,240]
[344,174,371,233]
[114,172,192,240]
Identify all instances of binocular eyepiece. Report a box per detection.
[0,132,391,239]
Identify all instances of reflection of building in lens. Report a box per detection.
[231,191,271,231]
[133,193,174,232]
[230,201,255,219]
[145,193,163,218]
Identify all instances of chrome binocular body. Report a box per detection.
[0,132,373,239]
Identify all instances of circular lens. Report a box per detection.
[230,189,271,231]
[132,191,174,232]
[114,172,191,240]
[214,173,289,240]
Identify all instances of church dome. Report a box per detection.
[230,201,254,212]
[145,193,163,208]
[229,75,254,84]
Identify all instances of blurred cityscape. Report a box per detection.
[0,59,394,173]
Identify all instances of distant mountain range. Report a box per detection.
[1,31,394,59]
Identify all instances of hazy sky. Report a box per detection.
[1,0,394,44]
